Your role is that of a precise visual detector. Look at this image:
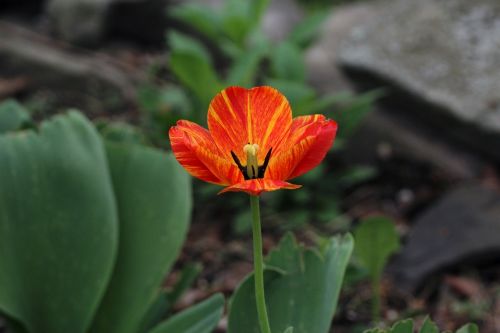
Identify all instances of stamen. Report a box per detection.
[258,148,272,178]
[233,145,272,180]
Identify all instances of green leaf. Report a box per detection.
[138,291,170,333]
[284,327,294,333]
[170,52,222,108]
[226,46,266,87]
[390,319,414,333]
[148,293,224,333]
[89,144,192,333]
[0,112,118,333]
[288,11,329,48]
[169,4,221,42]
[228,233,354,333]
[456,323,479,333]
[270,42,306,81]
[167,31,212,64]
[419,317,439,333]
[99,122,147,145]
[221,15,252,46]
[353,216,400,280]
[139,263,205,333]
[0,99,31,133]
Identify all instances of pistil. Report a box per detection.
[244,143,259,179]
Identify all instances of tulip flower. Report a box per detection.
[169,86,337,333]
[169,86,337,196]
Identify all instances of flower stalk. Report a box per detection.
[250,195,272,333]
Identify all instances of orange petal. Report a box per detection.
[169,120,243,185]
[267,115,337,180]
[218,179,301,196]
[208,86,292,164]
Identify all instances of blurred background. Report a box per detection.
[1,0,500,331]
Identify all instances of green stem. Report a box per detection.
[372,275,381,324]
[250,195,272,333]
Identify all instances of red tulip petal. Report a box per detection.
[289,119,337,179]
[208,86,292,164]
[169,120,243,185]
[218,179,301,196]
[267,115,337,180]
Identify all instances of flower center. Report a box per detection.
[244,143,259,179]
[231,144,272,180]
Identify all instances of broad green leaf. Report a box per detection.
[270,42,305,82]
[170,52,222,107]
[390,319,413,333]
[0,112,118,333]
[419,317,439,333]
[353,216,400,280]
[288,12,329,48]
[138,291,170,333]
[0,99,31,133]
[90,144,192,333]
[226,47,267,87]
[148,293,224,333]
[167,31,212,64]
[228,233,354,333]
[170,4,221,42]
[456,323,479,333]
[99,122,147,145]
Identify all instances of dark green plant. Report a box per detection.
[354,216,400,323]
[138,0,362,132]
[0,102,223,333]
[228,233,354,333]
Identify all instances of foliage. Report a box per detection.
[228,233,354,333]
[364,317,478,333]
[139,0,377,134]
[0,99,31,133]
[0,109,223,333]
[354,216,400,322]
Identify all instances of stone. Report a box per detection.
[305,2,382,93]
[0,21,139,114]
[46,0,113,47]
[46,0,171,47]
[337,0,500,161]
[388,182,500,292]
[343,109,485,180]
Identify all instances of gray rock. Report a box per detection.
[343,109,485,180]
[305,2,382,93]
[0,21,139,114]
[388,182,500,292]
[46,0,113,46]
[337,0,500,161]
[46,0,171,47]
